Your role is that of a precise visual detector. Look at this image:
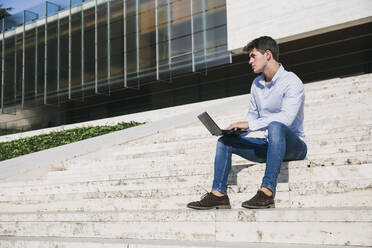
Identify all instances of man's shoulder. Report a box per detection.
[279,69,303,87]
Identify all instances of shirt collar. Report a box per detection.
[258,64,284,88]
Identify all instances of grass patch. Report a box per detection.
[0,121,143,162]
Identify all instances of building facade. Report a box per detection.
[0,0,371,130]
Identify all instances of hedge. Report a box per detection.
[0,121,143,162]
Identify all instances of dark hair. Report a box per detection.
[243,36,279,61]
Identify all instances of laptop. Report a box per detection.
[197,112,245,136]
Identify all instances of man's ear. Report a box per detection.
[265,50,272,61]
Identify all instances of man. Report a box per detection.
[187,36,307,210]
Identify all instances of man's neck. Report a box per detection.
[263,62,280,83]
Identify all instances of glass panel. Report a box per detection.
[157,2,171,82]
[46,20,58,105]
[27,3,47,20]
[171,52,192,76]
[139,0,155,12]
[139,0,156,83]
[109,0,125,91]
[36,26,45,105]
[206,0,225,11]
[171,35,191,56]
[171,35,192,76]
[59,17,69,103]
[169,0,192,77]
[70,12,83,100]
[206,25,227,49]
[157,5,169,26]
[205,6,226,28]
[171,0,190,22]
[83,7,96,97]
[193,1,229,72]
[0,40,2,111]
[24,29,37,108]
[71,0,83,7]
[3,36,16,114]
[158,40,171,81]
[25,10,38,25]
[158,0,169,7]
[16,34,22,107]
[205,45,230,68]
[125,0,139,88]
[192,7,226,34]
[3,12,23,32]
[47,2,60,17]
[96,3,110,94]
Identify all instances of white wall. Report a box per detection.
[227,0,372,51]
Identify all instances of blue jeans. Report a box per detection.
[212,121,307,195]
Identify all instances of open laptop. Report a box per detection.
[197,112,245,136]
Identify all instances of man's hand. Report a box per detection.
[226,121,249,130]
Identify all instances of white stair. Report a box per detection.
[0,73,371,247]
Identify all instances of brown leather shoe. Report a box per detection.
[242,190,275,209]
[187,192,231,210]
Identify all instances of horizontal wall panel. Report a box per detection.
[227,0,372,51]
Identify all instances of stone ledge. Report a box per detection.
[0,236,363,248]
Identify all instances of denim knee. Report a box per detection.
[267,121,286,142]
[217,135,236,146]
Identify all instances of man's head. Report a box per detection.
[243,36,279,74]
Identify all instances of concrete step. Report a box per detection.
[101,131,372,155]
[304,74,370,90]
[214,108,372,128]
[7,151,371,188]
[0,163,370,200]
[0,208,370,246]
[305,86,372,104]
[47,150,372,181]
[48,135,371,176]
[116,124,371,148]
[0,176,370,211]
[105,138,372,158]
[304,76,370,95]
[21,152,372,189]
[73,142,371,164]
[1,237,364,248]
[0,180,370,212]
[211,88,372,114]
[2,237,364,248]
[0,152,368,189]
[122,120,372,147]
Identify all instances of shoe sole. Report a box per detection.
[241,203,275,209]
[187,204,231,210]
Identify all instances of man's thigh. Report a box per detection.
[219,135,268,163]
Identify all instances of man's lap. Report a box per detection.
[217,125,306,162]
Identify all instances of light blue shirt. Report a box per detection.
[245,65,306,143]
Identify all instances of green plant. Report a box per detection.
[0,121,143,162]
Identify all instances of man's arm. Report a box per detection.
[225,90,258,130]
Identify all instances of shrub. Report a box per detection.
[0,121,143,162]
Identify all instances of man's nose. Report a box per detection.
[249,58,253,64]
